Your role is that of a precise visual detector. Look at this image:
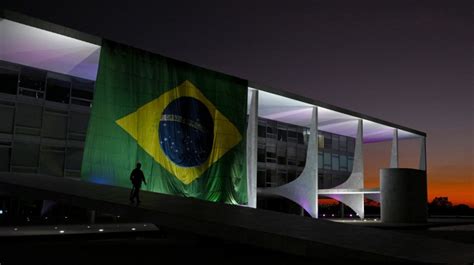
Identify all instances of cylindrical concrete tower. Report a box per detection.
[380,168,427,223]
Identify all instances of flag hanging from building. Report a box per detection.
[81,40,248,204]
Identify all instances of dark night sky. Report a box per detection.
[3,0,473,205]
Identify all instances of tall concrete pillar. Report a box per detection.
[246,89,258,208]
[329,119,365,219]
[390,129,399,168]
[419,136,427,171]
[335,119,364,189]
[258,107,319,218]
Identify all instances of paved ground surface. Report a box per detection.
[0,223,158,237]
[0,173,473,265]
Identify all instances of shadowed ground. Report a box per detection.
[0,173,473,265]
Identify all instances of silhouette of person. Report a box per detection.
[129,163,147,205]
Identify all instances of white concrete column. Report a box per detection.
[334,119,364,189]
[328,119,365,219]
[419,136,427,171]
[246,89,258,208]
[390,129,399,168]
[258,107,319,218]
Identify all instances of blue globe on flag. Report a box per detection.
[159,97,214,167]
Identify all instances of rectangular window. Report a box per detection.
[266,152,276,159]
[318,151,323,169]
[332,153,339,171]
[71,78,94,106]
[298,160,305,167]
[318,174,324,188]
[348,156,354,172]
[277,129,287,142]
[258,125,266,137]
[287,130,297,143]
[287,131,297,138]
[324,152,331,170]
[277,171,287,184]
[287,145,296,158]
[266,169,276,187]
[257,148,265,162]
[339,136,347,151]
[288,170,297,182]
[0,67,18,95]
[46,78,70,103]
[277,156,286,165]
[332,135,339,150]
[257,170,266,187]
[340,155,348,171]
[318,134,324,149]
[297,132,305,144]
[324,133,332,149]
[19,67,46,91]
[348,138,355,153]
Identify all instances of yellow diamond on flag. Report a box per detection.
[115,80,242,185]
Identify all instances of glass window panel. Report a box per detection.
[287,146,296,158]
[71,88,93,100]
[318,151,323,169]
[277,129,287,141]
[287,131,297,138]
[71,78,94,98]
[298,132,304,144]
[324,152,331,170]
[257,170,266,187]
[340,155,348,171]
[298,159,305,167]
[332,154,339,171]
[324,133,332,149]
[19,67,46,91]
[266,152,276,159]
[318,134,324,149]
[348,138,355,153]
[332,135,339,150]
[348,156,354,172]
[288,170,297,182]
[340,136,347,151]
[277,156,286,165]
[46,78,70,103]
[0,67,18,95]
[258,148,265,162]
[258,125,266,137]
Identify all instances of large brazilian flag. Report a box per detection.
[81,40,248,204]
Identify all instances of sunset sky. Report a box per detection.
[3,0,473,206]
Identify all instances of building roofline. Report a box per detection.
[250,81,427,137]
[1,9,426,137]
[0,9,101,45]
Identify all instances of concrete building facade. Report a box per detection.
[0,10,428,221]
